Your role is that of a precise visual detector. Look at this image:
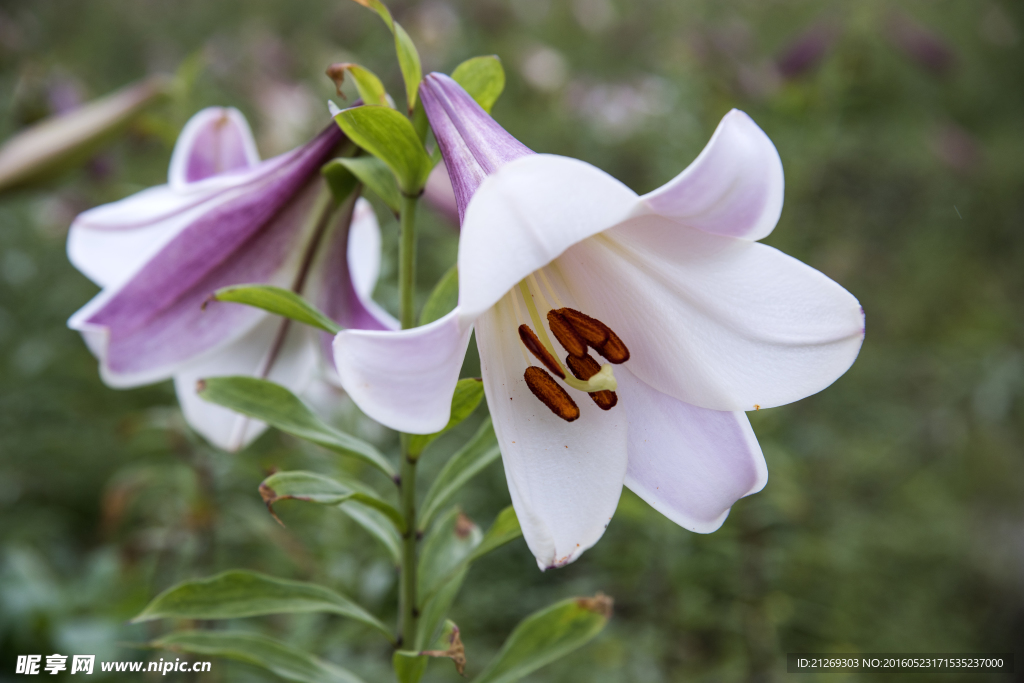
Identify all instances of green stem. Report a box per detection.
[399,441,418,647]
[399,194,418,330]
[397,193,419,648]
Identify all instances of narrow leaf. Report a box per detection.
[416,565,467,651]
[153,631,365,683]
[261,470,405,533]
[471,595,614,683]
[340,504,402,565]
[408,379,485,458]
[419,417,499,529]
[213,284,341,334]
[451,56,506,113]
[132,570,392,640]
[326,62,389,107]
[349,0,422,110]
[418,508,482,604]
[326,156,401,214]
[393,651,428,683]
[468,506,522,563]
[321,159,359,203]
[334,105,432,195]
[197,377,395,478]
[418,264,458,326]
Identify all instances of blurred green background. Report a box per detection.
[1,0,1022,681]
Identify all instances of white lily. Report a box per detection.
[333,74,864,569]
[68,106,396,451]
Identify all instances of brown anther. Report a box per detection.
[524,367,580,422]
[566,354,618,411]
[547,310,588,358]
[518,324,565,379]
[595,329,630,364]
[557,308,609,347]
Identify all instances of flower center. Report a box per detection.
[512,272,630,421]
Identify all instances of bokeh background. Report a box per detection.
[1,0,1022,681]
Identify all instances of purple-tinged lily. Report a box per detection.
[68,106,396,450]
[333,74,864,569]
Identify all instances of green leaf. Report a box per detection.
[261,470,405,533]
[325,156,401,214]
[419,418,499,529]
[407,379,485,459]
[419,507,482,603]
[416,565,467,651]
[153,631,365,683]
[393,651,428,683]
[334,105,432,195]
[197,377,395,479]
[340,504,402,565]
[213,284,341,334]
[327,62,389,107]
[451,56,506,113]
[350,0,422,110]
[418,264,458,326]
[321,158,360,203]
[468,506,522,563]
[132,570,392,641]
[471,595,614,683]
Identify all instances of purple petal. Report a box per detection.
[168,107,261,188]
[420,73,533,223]
[71,123,344,385]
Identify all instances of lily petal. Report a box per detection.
[69,124,343,386]
[476,293,628,570]
[639,109,784,242]
[558,213,864,411]
[420,72,532,223]
[168,107,261,189]
[615,368,767,532]
[458,154,638,323]
[173,317,318,451]
[332,309,472,434]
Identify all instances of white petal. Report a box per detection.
[457,154,639,323]
[347,198,383,300]
[332,309,472,434]
[476,291,628,570]
[639,109,784,241]
[557,214,864,411]
[174,317,318,451]
[168,107,260,189]
[615,368,767,532]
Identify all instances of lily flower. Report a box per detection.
[333,74,864,569]
[68,106,396,450]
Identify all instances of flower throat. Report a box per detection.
[512,274,630,422]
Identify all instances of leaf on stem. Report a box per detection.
[349,0,422,111]
[418,264,458,326]
[133,570,392,641]
[471,594,614,683]
[325,62,390,107]
[320,158,360,204]
[451,56,506,113]
[197,377,396,479]
[340,504,403,565]
[468,506,522,563]
[152,631,366,683]
[261,470,405,533]
[324,156,402,214]
[334,105,432,195]
[418,417,499,529]
[419,507,482,603]
[392,651,429,683]
[407,379,485,459]
[212,284,341,334]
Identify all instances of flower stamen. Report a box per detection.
[518,324,565,379]
[547,310,588,358]
[524,367,580,422]
[555,308,630,364]
[567,354,618,410]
